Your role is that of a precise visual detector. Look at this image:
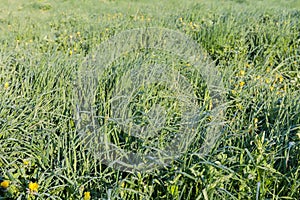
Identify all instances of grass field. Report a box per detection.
[0,0,299,199]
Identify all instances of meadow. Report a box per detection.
[0,0,299,199]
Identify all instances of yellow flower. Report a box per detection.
[239,70,245,76]
[69,50,73,56]
[28,182,39,193]
[121,181,125,188]
[4,82,9,89]
[0,180,10,189]
[23,160,29,165]
[279,75,284,83]
[270,86,274,91]
[239,81,245,87]
[84,191,91,200]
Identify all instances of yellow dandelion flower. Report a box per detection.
[84,191,91,200]
[270,86,274,91]
[23,160,29,165]
[279,75,284,83]
[121,181,125,188]
[239,81,245,87]
[4,82,9,89]
[28,182,38,193]
[69,50,73,56]
[0,180,10,189]
[239,70,245,76]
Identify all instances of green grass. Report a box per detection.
[0,0,299,199]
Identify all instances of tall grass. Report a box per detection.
[0,0,299,199]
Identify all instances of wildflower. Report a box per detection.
[0,180,10,189]
[69,50,73,56]
[121,181,125,188]
[266,67,271,72]
[270,86,274,91]
[23,160,29,165]
[239,70,245,76]
[279,75,284,83]
[84,191,91,200]
[239,81,245,87]
[4,82,9,89]
[28,182,38,193]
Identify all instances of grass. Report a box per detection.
[0,0,299,199]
